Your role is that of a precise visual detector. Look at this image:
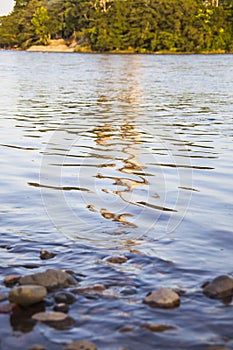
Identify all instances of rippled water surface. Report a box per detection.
[0,51,233,349]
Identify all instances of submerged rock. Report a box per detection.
[144,288,180,309]
[141,323,176,332]
[19,269,76,291]
[105,255,128,264]
[54,291,76,304]
[9,285,47,306]
[28,345,45,350]
[202,275,233,299]
[64,340,97,350]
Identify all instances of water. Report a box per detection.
[0,51,233,349]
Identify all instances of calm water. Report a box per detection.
[0,51,233,349]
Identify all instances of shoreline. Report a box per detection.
[2,39,231,55]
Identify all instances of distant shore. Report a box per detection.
[4,39,229,55]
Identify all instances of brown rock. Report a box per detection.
[9,285,47,306]
[144,288,180,309]
[4,275,21,287]
[28,345,45,350]
[20,269,76,291]
[0,303,14,314]
[203,275,233,299]
[141,324,176,332]
[64,340,97,350]
[40,250,56,260]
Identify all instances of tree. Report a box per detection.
[31,6,50,44]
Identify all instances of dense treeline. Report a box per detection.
[1,0,233,53]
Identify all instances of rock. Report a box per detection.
[20,269,76,291]
[32,311,68,322]
[54,291,76,304]
[40,250,56,260]
[105,255,128,264]
[28,345,45,350]
[73,285,105,296]
[64,340,97,350]
[9,285,47,306]
[144,288,180,309]
[208,347,232,350]
[202,275,233,299]
[53,303,69,313]
[141,324,176,332]
[0,303,14,314]
[4,275,21,287]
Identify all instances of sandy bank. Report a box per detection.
[27,39,76,53]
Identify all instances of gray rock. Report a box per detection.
[9,285,47,306]
[203,275,233,299]
[144,288,180,309]
[64,340,97,350]
[20,269,76,291]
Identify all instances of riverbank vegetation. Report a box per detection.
[1,0,233,53]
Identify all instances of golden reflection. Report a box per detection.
[87,56,147,228]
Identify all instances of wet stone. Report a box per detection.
[4,275,21,287]
[144,288,180,309]
[54,291,76,304]
[19,269,77,291]
[40,249,56,260]
[64,340,97,350]
[105,255,128,264]
[53,303,69,313]
[0,303,14,314]
[141,324,176,332]
[28,345,45,350]
[9,285,47,306]
[202,275,233,299]
[32,311,68,322]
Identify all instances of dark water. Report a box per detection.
[0,51,232,349]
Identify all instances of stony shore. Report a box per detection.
[0,248,233,350]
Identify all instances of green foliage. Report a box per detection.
[0,0,233,53]
[31,6,50,44]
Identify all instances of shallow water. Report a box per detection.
[0,51,232,349]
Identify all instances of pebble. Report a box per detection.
[32,311,68,322]
[53,303,69,313]
[9,285,47,306]
[64,340,97,350]
[4,275,21,287]
[28,345,45,350]
[202,275,233,299]
[105,255,128,264]
[0,303,14,314]
[54,291,76,304]
[19,269,76,291]
[144,288,180,309]
[40,250,56,260]
[141,323,176,332]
